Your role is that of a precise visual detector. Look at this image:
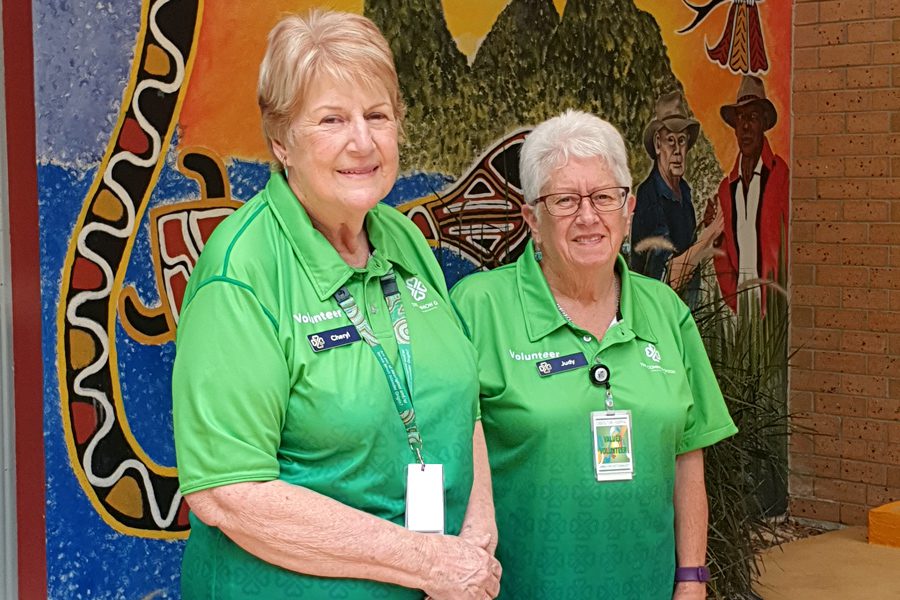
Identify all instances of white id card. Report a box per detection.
[591,410,634,482]
[405,463,445,534]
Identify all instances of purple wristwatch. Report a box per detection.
[675,566,710,583]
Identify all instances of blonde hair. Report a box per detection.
[257,10,405,166]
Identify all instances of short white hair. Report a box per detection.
[519,110,633,205]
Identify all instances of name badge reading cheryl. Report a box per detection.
[591,410,634,482]
[536,352,588,377]
[307,325,361,352]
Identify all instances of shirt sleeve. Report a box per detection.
[449,282,481,421]
[172,278,289,495]
[676,308,738,454]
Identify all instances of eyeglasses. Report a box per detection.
[535,187,630,217]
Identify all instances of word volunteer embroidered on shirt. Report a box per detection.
[508,349,562,361]
[293,310,343,325]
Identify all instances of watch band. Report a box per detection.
[674,566,710,582]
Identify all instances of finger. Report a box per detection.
[490,558,502,579]
[485,574,500,598]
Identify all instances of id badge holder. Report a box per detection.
[405,463,445,533]
[591,410,634,482]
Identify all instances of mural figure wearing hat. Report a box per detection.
[714,75,789,312]
[630,91,724,293]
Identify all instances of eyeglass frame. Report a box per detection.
[533,186,631,217]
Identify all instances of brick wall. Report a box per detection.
[790,0,900,525]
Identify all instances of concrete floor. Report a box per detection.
[755,526,900,599]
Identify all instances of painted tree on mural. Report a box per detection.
[365,0,472,173]
[366,0,722,207]
[469,0,559,140]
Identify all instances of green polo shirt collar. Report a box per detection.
[263,173,417,301]
[516,240,658,344]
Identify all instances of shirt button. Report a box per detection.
[370,305,378,313]
[582,335,592,342]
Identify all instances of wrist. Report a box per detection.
[410,532,439,589]
[674,566,710,583]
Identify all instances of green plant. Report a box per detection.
[679,259,790,600]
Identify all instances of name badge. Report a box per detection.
[307,325,361,352]
[405,463,445,534]
[591,410,634,482]
[536,352,588,377]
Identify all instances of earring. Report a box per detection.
[534,245,543,263]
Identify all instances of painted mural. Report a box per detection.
[35,0,791,597]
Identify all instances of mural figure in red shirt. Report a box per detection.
[714,75,789,313]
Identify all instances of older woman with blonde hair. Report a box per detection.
[452,110,737,599]
[173,10,499,599]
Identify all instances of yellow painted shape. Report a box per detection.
[443,0,566,57]
[728,4,749,73]
[68,329,97,370]
[92,189,125,222]
[105,475,145,519]
[869,501,900,548]
[143,43,171,77]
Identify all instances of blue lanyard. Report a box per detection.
[334,271,423,463]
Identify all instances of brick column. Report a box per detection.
[790,0,900,526]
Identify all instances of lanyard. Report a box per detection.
[333,271,423,464]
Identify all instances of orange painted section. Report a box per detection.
[178,1,362,161]
[178,0,790,173]
[869,501,900,548]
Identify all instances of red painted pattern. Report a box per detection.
[72,256,105,291]
[119,117,150,155]
[195,214,227,245]
[162,218,191,261]
[72,402,99,445]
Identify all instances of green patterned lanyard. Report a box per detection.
[334,271,423,464]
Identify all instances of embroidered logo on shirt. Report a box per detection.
[406,277,439,312]
[406,277,427,301]
[640,343,675,374]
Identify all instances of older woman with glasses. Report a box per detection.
[451,110,737,599]
[172,10,500,600]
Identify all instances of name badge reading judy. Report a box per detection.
[591,410,634,482]
[307,325,361,352]
[405,464,445,534]
[536,352,588,377]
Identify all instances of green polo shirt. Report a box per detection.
[173,173,478,599]
[451,242,737,599]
